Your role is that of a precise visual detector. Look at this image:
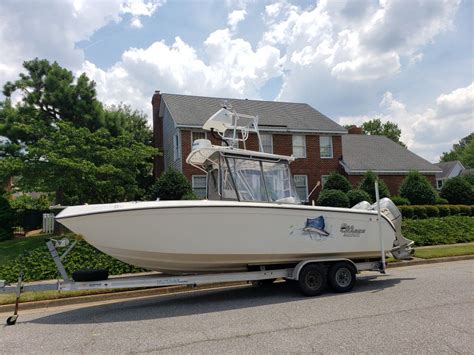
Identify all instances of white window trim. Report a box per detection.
[192,175,207,198]
[260,133,273,154]
[173,132,180,162]
[294,175,308,202]
[320,136,333,159]
[292,135,306,159]
[321,175,330,187]
[190,131,207,147]
[436,179,444,190]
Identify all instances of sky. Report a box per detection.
[0,0,472,162]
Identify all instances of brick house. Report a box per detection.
[152,91,441,201]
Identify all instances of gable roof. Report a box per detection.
[161,93,346,133]
[434,161,464,179]
[340,135,441,174]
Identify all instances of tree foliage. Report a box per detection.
[440,133,474,168]
[0,58,158,204]
[399,171,437,205]
[440,176,474,205]
[147,169,193,201]
[317,189,349,207]
[359,171,390,201]
[346,189,372,206]
[361,118,406,147]
[323,172,352,193]
[0,195,14,241]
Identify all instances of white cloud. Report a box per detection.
[0,0,164,87]
[338,83,474,162]
[81,32,284,116]
[227,9,247,31]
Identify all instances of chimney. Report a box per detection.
[347,125,363,134]
[151,90,164,178]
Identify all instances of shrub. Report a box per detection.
[471,206,474,216]
[317,189,349,208]
[0,238,145,283]
[449,205,460,216]
[391,195,410,206]
[399,206,414,219]
[323,172,352,193]
[147,169,193,201]
[346,189,372,206]
[399,171,437,205]
[435,197,449,205]
[0,195,14,241]
[440,177,474,205]
[412,205,427,219]
[437,205,450,217]
[182,192,199,200]
[425,205,439,218]
[458,205,471,216]
[402,216,474,246]
[359,171,390,201]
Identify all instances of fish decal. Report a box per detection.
[303,216,330,237]
[290,216,331,241]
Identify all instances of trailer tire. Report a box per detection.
[72,269,109,282]
[327,262,356,293]
[298,264,326,297]
[6,315,17,326]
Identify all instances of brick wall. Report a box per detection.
[152,91,164,178]
[347,174,437,195]
[180,130,343,200]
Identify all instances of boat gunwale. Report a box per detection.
[56,203,396,232]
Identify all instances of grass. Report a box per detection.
[0,234,51,266]
[413,244,474,259]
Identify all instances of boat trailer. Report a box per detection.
[0,238,385,326]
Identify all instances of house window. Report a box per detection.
[321,175,329,187]
[173,132,180,161]
[191,131,206,146]
[260,134,273,154]
[320,136,333,158]
[292,135,306,158]
[436,179,443,190]
[294,175,308,202]
[192,175,207,198]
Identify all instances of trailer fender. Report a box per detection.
[291,258,357,280]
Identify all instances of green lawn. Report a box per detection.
[413,244,474,259]
[0,235,51,266]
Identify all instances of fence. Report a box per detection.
[42,213,55,234]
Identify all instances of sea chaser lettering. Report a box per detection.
[340,223,366,237]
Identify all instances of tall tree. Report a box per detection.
[440,133,473,168]
[0,58,158,204]
[361,119,406,147]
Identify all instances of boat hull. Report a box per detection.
[56,201,396,273]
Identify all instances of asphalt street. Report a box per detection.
[1,260,472,354]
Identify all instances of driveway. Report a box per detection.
[1,260,472,354]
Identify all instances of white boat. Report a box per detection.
[56,105,414,274]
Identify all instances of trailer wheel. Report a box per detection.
[6,315,17,326]
[298,264,326,296]
[327,262,356,293]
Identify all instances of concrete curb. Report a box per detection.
[386,254,474,268]
[1,255,473,313]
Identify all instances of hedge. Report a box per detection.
[317,189,349,208]
[402,216,474,246]
[0,239,145,283]
[398,205,473,219]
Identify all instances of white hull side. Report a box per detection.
[57,201,396,273]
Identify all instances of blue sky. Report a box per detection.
[0,0,472,162]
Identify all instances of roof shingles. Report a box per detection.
[341,135,441,174]
[161,93,346,133]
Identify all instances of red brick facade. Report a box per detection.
[152,92,437,199]
[152,91,164,178]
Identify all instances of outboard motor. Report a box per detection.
[353,198,414,259]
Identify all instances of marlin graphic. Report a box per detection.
[303,216,330,238]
